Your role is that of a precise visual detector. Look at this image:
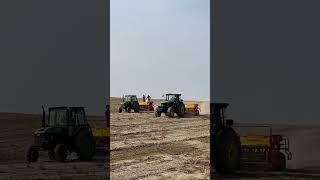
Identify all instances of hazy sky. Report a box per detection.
[111,0,210,101]
[212,0,320,125]
[0,1,108,115]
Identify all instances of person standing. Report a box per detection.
[142,95,146,102]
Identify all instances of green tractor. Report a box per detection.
[118,95,140,113]
[211,103,241,174]
[155,94,185,118]
[26,106,96,162]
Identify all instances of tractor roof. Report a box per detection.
[165,93,181,96]
[48,106,85,110]
[124,95,137,97]
[212,103,229,108]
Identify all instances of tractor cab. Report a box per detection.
[46,106,88,127]
[123,95,138,102]
[164,94,182,102]
[119,95,140,113]
[26,106,96,163]
[211,103,234,130]
[155,93,185,118]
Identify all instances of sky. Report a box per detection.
[111,0,210,101]
[212,0,320,125]
[0,0,108,115]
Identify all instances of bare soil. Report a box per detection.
[110,112,210,180]
[110,97,320,180]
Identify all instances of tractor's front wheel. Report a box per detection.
[177,104,185,117]
[118,106,123,113]
[48,150,55,160]
[54,144,68,162]
[155,109,161,117]
[127,106,131,113]
[166,107,175,118]
[26,145,39,163]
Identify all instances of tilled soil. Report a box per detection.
[110,112,210,180]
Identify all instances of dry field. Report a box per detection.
[110,98,320,180]
[110,97,211,179]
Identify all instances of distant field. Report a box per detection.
[110,97,208,113]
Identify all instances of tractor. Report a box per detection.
[211,103,241,174]
[118,95,140,113]
[26,106,96,162]
[155,94,185,118]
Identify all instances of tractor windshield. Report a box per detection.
[126,96,138,101]
[165,94,178,101]
[48,109,67,126]
[131,96,138,101]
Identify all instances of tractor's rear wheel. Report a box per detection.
[118,106,123,113]
[166,107,175,117]
[279,153,286,171]
[54,144,68,162]
[177,104,185,117]
[155,109,161,117]
[75,130,96,161]
[26,145,39,163]
[214,129,240,174]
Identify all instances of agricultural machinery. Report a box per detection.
[155,94,185,118]
[210,102,292,175]
[239,126,292,171]
[138,101,155,111]
[184,103,201,116]
[119,95,140,113]
[211,103,241,174]
[26,106,96,162]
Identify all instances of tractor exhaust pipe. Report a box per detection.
[41,105,46,127]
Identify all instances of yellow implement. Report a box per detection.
[92,128,110,137]
[240,135,270,146]
[184,103,200,116]
[185,103,197,109]
[139,101,149,106]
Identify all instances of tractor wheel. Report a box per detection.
[166,107,175,118]
[214,128,240,174]
[155,109,161,117]
[48,150,55,160]
[26,145,39,163]
[279,153,286,171]
[134,108,140,113]
[127,106,131,113]
[54,144,68,162]
[75,130,96,161]
[118,106,123,113]
[177,104,185,117]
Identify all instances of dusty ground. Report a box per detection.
[0,113,108,180]
[110,97,320,180]
[110,112,210,180]
[111,111,320,180]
